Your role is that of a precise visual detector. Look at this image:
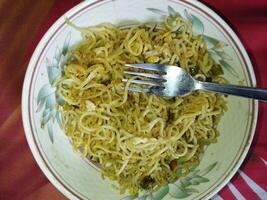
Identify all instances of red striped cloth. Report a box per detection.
[1,0,266,199]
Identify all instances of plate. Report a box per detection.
[22,0,258,199]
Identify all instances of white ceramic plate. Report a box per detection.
[22,0,258,199]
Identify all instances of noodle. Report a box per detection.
[56,16,227,195]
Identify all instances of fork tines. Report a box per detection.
[122,64,164,93]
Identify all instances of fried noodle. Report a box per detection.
[55,16,227,195]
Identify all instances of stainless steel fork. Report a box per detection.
[122,63,267,101]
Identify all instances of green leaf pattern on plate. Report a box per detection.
[198,162,217,176]
[120,195,136,200]
[128,162,217,200]
[184,9,204,35]
[47,122,54,143]
[219,60,239,78]
[152,185,169,200]
[36,33,70,143]
[168,6,180,17]
[147,6,239,78]
[47,66,61,84]
[169,183,191,199]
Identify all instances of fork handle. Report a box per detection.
[196,81,267,101]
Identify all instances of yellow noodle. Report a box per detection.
[56,16,227,195]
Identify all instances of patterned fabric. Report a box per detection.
[0,0,266,199]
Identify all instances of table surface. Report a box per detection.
[0,0,266,199]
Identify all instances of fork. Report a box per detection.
[122,63,267,101]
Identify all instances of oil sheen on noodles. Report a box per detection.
[55,16,227,195]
